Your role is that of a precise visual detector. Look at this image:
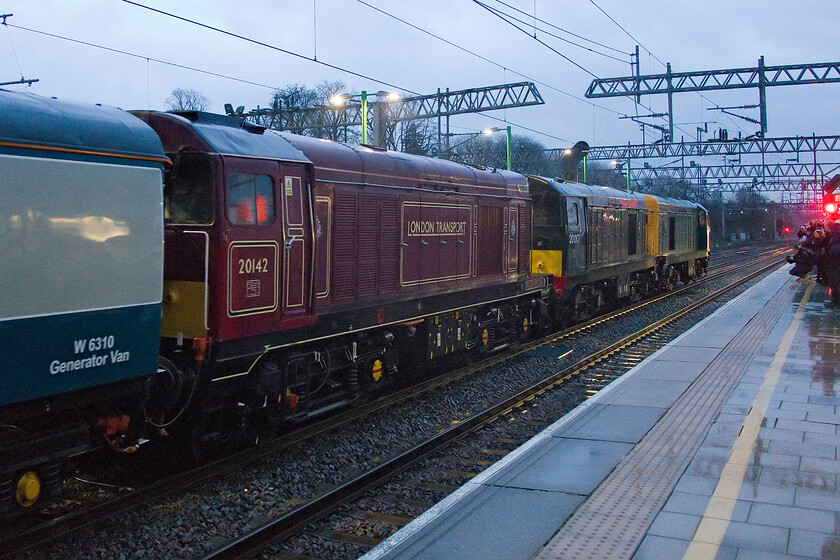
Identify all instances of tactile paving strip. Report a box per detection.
[535,275,798,560]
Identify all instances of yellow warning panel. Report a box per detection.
[161,280,208,339]
[531,249,562,276]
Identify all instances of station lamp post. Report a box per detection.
[443,130,488,159]
[583,152,589,183]
[361,90,368,145]
[611,159,631,191]
[482,126,512,170]
[330,90,400,147]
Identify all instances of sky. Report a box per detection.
[1,0,838,159]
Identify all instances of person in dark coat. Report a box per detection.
[823,220,840,307]
[788,220,827,279]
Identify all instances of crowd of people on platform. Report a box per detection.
[787,219,840,306]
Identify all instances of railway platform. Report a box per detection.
[359,267,840,560]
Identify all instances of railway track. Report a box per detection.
[202,256,785,560]
[1,246,790,560]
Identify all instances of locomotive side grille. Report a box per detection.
[518,204,530,274]
[333,192,357,301]
[478,205,504,275]
[588,209,602,265]
[379,196,399,295]
[358,193,380,298]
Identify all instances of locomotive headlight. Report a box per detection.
[163,289,179,306]
[15,471,41,508]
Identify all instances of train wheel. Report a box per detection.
[517,315,531,342]
[571,289,586,321]
[593,288,605,314]
[179,406,208,464]
[664,266,679,291]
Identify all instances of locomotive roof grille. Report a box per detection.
[172,110,267,135]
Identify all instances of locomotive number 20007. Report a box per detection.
[238,257,269,274]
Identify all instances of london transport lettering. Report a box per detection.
[407,220,468,236]
[49,335,130,375]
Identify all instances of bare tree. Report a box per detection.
[451,133,552,174]
[313,80,354,142]
[165,88,210,111]
[264,83,319,135]
[587,161,635,190]
[397,118,437,155]
[314,80,348,104]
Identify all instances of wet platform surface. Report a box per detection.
[359,268,840,560]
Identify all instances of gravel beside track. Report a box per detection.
[10,255,785,560]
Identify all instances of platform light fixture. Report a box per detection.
[482,126,512,171]
[329,90,400,146]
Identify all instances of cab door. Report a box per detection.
[564,197,587,274]
[223,159,283,338]
[279,164,314,319]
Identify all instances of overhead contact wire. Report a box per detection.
[120,0,420,95]
[472,0,600,78]
[353,0,624,116]
[7,23,279,89]
[484,0,629,61]
[2,18,25,79]
[588,0,665,69]
[121,0,580,142]
[586,0,746,137]
[473,0,668,134]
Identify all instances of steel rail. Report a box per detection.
[0,247,786,558]
[203,259,784,560]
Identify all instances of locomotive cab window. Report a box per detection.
[164,152,214,225]
[531,183,564,249]
[227,173,275,226]
[566,200,583,234]
[532,185,562,227]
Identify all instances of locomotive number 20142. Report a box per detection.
[238,257,269,274]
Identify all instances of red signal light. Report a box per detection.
[826,202,837,214]
[783,226,790,233]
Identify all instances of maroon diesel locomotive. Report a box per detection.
[133,111,548,443]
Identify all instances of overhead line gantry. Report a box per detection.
[585,57,840,140]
